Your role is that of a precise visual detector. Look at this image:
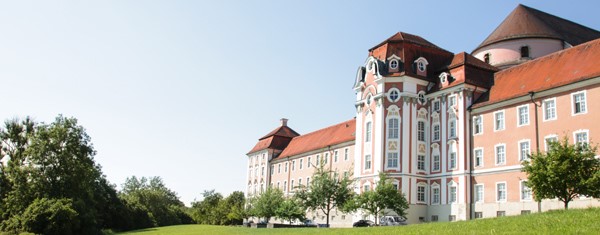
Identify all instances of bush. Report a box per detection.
[21,198,80,235]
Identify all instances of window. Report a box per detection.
[449,215,456,221]
[418,91,426,105]
[299,159,303,170]
[545,135,558,152]
[285,162,288,172]
[433,124,440,141]
[307,157,311,168]
[324,153,329,164]
[439,72,449,84]
[261,167,264,176]
[417,155,425,171]
[432,187,440,204]
[388,118,399,139]
[496,182,506,202]
[364,155,372,170]
[494,110,505,131]
[431,215,439,221]
[417,121,426,141]
[521,210,531,215]
[390,59,398,69]
[484,53,491,64]
[575,131,589,146]
[292,160,295,171]
[495,144,506,165]
[344,148,349,161]
[474,148,483,167]
[520,46,529,58]
[316,155,320,165]
[449,120,456,138]
[449,152,457,169]
[448,95,457,107]
[270,165,274,175]
[334,151,339,162]
[283,181,287,192]
[363,184,370,192]
[521,181,532,201]
[388,89,400,102]
[475,184,484,202]
[473,116,483,135]
[474,212,483,219]
[572,91,587,115]
[306,177,310,186]
[518,105,529,126]
[449,186,457,203]
[433,100,440,112]
[277,182,280,189]
[519,140,530,161]
[365,122,372,142]
[417,185,426,202]
[543,98,556,121]
[387,153,399,168]
[291,180,295,191]
[433,155,440,171]
[298,178,302,186]
[278,164,281,173]
[497,211,506,217]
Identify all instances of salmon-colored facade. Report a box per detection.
[245,4,600,227]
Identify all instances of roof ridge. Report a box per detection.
[293,119,354,138]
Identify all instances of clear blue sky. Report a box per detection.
[0,1,598,205]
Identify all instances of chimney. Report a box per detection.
[280,118,288,127]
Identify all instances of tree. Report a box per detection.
[120,176,191,227]
[294,162,354,227]
[250,187,284,223]
[275,198,305,224]
[350,172,408,225]
[190,190,224,224]
[0,116,124,234]
[522,137,600,209]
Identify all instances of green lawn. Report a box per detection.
[117,207,600,235]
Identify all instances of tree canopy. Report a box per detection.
[348,172,408,225]
[249,187,284,223]
[522,137,600,209]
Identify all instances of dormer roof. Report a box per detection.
[370,32,449,53]
[474,4,600,52]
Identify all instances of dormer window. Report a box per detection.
[388,88,400,102]
[484,53,491,64]
[520,46,530,58]
[390,60,398,69]
[439,72,450,84]
[414,57,429,75]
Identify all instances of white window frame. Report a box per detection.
[431,184,440,205]
[389,59,399,69]
[517,104,529,127]
[344,148,349,161]
[365,121,372,142]
[448,95,457,107]
[448,182,458,204]
[518,139,531,161]
[433,124,440,141]
[387,88,401,103]
[417,120,426,141]
[299,159,303,170]
[417,154,426,171]
[520,180,532,201]
[387,152,399,169]
[571,90,587,116]
[573,129,589,146]
[417,183,427,203]
[449,152,457,170]
[496,182,507,202]
[544,135,558,152]
[494,110,505,131]
[473,115,483,135]
[334,150,339,162]
[543,98,557,121]
[474,147,484,167]
[418,91,427,105]
[495,144,506,166]
[475,184,484,203]
[364,154,372,171]
[433,99,440,112]
[432,154,440,171]
[388,117,399,139]
[449,119,457,138]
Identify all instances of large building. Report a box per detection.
[245,4,600,227]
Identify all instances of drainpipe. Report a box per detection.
[528,91,541,213]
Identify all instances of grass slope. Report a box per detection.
[118,207,600,235]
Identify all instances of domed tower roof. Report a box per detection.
[473,4,600,52]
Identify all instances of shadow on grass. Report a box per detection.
[119,228,159,234]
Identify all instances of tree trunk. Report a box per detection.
[326,203,330,227]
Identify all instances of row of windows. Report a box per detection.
[474,181,532,203]
[273,148,350,174]
[273,177,310,193]
[474,131,589,167]
[249,153,267,165]
[384,150,457,171]
[473,91,587,134]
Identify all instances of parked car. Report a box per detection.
[393,216,408,225]
[303,219,318,227]
[353,219,374,227]
[380,216,407,226]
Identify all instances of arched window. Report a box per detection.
[520,46,530,58]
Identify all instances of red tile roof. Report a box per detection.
[447,52,499,72]
[474,4,600,52]
[472,38,600,109]
[370,32,449,53]
[247,125,300,154]
[276,119,356,159]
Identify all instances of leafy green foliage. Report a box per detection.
[119,176,192,228]
[190,190,246,225]
[294,162,354,226]
[348,172,408,225]
[522,137,600,209]
[21,198,79,235]
[275,198,305,224]
[0,116,124,234]
[249,187,284,223]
